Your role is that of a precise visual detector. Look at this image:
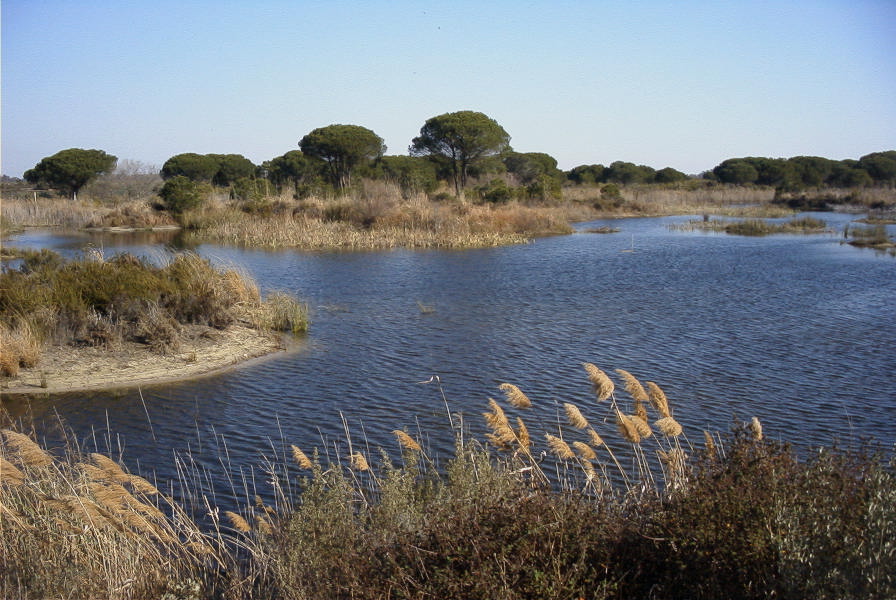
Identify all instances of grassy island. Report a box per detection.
[0,248,307,392]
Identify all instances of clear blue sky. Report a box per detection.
[3,0,894,178]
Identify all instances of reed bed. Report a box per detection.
[0,428,224,599]
[185,190,575,250]
[671,215,831,235]
[5,363,892,599]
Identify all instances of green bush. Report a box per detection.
[158,175,207,214]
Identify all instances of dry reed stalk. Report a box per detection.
[392,430,422,452]
[658,448,688,480]
[1,430,53,467]
[615,369,649,404]
[545,434,576,460]
[582,363,615,401]
[0,455,26,485]
[255,515,273,536]
[655,417,683,437]
[291,444,314,470]
[221,268,261,304]
[225,510,252,533]
[127,474,160,495]
[703,430,717,457]
[572,441,598,461]
[91,453,131,483]
[629,415,653,438]
[587,428,605,447]
[499,383,532,408]
[563,403,590,429]
[615,411,642,444]
[750,417,763,441]
[515,417,532,450]
[88,482,133,512]
[484,398,518,449]
[350,452,370,472]
[646,382,672,418]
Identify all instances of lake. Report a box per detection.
[3,213,895,509]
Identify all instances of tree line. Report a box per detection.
[22,110,896,205]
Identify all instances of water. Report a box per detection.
[3,214,895,508]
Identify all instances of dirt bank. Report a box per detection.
[0,325,295,396]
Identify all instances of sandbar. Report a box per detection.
[0,325,295,396]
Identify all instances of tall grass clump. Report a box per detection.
[0,249,307,372]
[0,428,225,599]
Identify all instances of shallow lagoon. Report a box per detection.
[4,213,895,506]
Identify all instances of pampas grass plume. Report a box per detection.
[655,417,683,437]
[583,363,615,401]
[392,430,422,452]
[225,510,252,533]
[545,434,576,460]
[646,382,671,418]
[291,445,314,470]
[499,383,532,408]
[564,403,589,429]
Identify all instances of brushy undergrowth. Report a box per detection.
[3,365,892,599]
[672,215,830,236]
[0,249,308,374]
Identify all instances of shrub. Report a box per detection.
[158,175,207,215]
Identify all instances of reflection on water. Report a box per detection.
[3,213,895,509]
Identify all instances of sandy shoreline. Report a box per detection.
[0,325,296,396]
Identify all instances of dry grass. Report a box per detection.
[2,362,894,600]
[0,250,308,376]
[0,429,222,600]
[0,322,43,377]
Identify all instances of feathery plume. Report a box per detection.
[703,430,717,457]
[572,441,598,461]
[291,444,313,470]
[484,398,517,449]
[583,363,615,401]
[350,452,370,472]
[646,382,671,418]
[91,453,131,483]
[655,416,683,437]
[659,448,688,481]
[615,410,642,444]
[1,430,53,467]
[255,515,273,536]
[749,417,763,441]
[587,428,605,447]
[392,430,422,452]
[629,415,653,438]
[127,474,160,495]
[0,455,26,486]
[545,434,576,460]
[564,403,590,429]
[225,510,251,533]
[515,417,532,450]
[499,383,532,408]
[615,369,649,404]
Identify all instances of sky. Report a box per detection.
[2,0,895,178]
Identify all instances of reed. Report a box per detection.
[3,362,893,600]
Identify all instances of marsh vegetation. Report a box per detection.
[0,249,307,378]
[2,366,893,599]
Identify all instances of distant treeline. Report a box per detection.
[14,109,896,204]
[158,149,896,195]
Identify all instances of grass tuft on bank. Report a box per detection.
[2,365,893,599]
[0,249,307,376]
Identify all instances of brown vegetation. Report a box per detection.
[0,249,307,381]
